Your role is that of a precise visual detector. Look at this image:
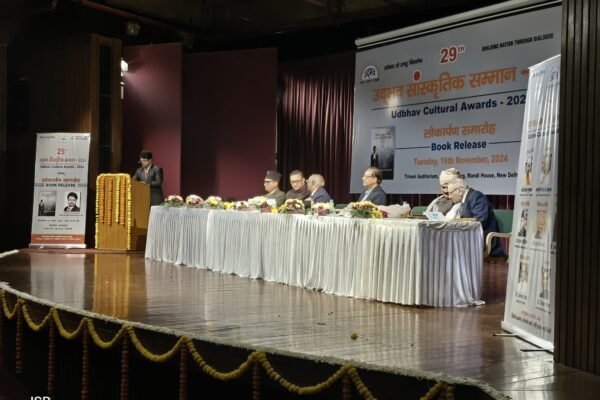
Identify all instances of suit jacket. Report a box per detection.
[359,185,387,206]
[461,188,502,256]
[133,164,165,206]
[64,205,80,212]
[266,188,286,207]
[310,187,332,204]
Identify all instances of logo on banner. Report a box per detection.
[360,65,378,83]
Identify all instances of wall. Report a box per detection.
[123,43,182,196]
[182,48,277,199]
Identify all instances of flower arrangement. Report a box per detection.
[235,200,251,211]
[279,199,305,214]
[185,194,204,208]
[223,201,235,210]
[249,196,276,212]
[311,202,334,216]
[349,201,383,219]
[164,195,185,207]
[204,196,223,209]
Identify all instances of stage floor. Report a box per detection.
[0,250,599,399]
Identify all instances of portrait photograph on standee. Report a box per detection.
[535,209,547,240]
[523,150,533,187]
[38,190,57,217]
[538,147,553,186]
[517,209,528,237]
[63,191,81,213]
[516,260,529,293]
[538,263,551,300]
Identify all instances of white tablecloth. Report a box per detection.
[145,207,484,307]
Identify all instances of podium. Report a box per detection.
[95,174,150,250]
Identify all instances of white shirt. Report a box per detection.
[445,189,469,219]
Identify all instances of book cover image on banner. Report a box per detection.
[370,127,395,179]
[351,4,561,194]
[30,133,91,248]
[501,55,560,351]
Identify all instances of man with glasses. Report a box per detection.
[358,167,387,205]
[285,170,311,201]
[263,170,286,207]
[446,178,502,256]
[132,150,164,206]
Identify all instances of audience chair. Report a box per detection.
[485,209,513,258]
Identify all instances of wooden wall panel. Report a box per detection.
[4,34,123,249]
[0,44,6,251]
[556,0,600,374]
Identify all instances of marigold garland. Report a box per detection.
[252,360,261,400]
[15,301,23,374]
[47,318,55,396]
[0,289,457,400]
[106,177,113,227]
[120,333,129,400]
[82,325,90,400]
[115,176,121,224]
[179,343,188,400]
[120,176,127,226]
[342,375,352,400]
[98,175,106,225]
[22,303,51,331]
[126,178,132,249]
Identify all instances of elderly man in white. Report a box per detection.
[426,168,461,215]
[445,178,503,256]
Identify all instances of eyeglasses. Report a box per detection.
[290,179,304,184]
[362,175,375,179]
[264,180,275,184]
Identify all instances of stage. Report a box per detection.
[0,249,599,399]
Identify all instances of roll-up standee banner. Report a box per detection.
[501,55,560,350]
[30,133,91,248]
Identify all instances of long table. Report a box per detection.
[145,207,484,307]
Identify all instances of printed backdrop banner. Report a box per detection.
[351,5,561,194]
[30,133,91,248]
[501,55,560,350]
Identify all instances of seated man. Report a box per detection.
[446,178,503,256]
[263,170,286,206]
[358,167,387,205]
[285,170,311,200]
[307,174,332,204]
[426,168,461,214]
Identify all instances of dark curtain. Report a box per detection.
[277,51,513,209]
[277,52,355,204]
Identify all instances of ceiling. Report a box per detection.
[1,0,510,58]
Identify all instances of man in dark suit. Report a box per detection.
[307,174,332,204]
[132,150,165,206]
[358,167,387,205]
[447,178,502,256]
[64,192,80,212]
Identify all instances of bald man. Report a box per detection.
[426,167,461,215]
[307,174,332,204]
